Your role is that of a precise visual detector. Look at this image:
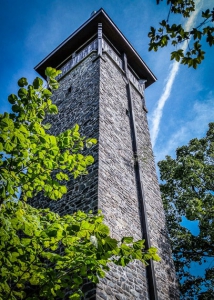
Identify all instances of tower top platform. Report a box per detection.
[35,8,156,88]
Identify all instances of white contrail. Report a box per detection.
[150,0,202,147]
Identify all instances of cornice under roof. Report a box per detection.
[35,8,157,88]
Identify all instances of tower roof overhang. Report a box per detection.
[35,8,156,88]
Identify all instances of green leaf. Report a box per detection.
[121,237,133,244]
[103,236,118,250]
[4,141,15,152]
[33,77,43,89]
[45,67,57,78]
[8,94,18,104]
[45,67,62,78]
[202,9,211,19]
[18,77,28,87]
[73,124,79,132]
[12,104,20,113]
[42,89,52,97]
[18,88,28,99]
[70,224,80,232]
[10,252,20,262]
[60,185,67,194]
[51,288,56,296]
[133,240,145,250]
[73,276,83,285]
[43,123,52,130]
[85,156,94,165]
[49,105,58,114]
[69,293,81,300]
[80,220,92,230]
[86,138,97,148]
[96,223,110,235]
[56,172,65,180]
[29,276,40,285]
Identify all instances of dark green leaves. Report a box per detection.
[202,9,212,19]
[171,49,184,62]
[12,104,21,112]
[121,236,133,243]
[8,94,18,104]
[156,0,195,17]
[42,88,52,97]
[158,122,214,299]
[33,77,43,89]
[149,1,214,68]
[18,77,28,87]
[49,104,58,114]
[18,87,28,99]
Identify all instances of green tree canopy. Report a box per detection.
[0,68,160,299]
[149,0,214,68]
[158,122,214,299]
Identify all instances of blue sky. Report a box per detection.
[0,0,213,280]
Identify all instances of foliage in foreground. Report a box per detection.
[0,201,160,300]
[0,67,96,206]
[149,0,214,68]
[158,122,214,299]
[0,69,160,299]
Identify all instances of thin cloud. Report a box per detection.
[154,95,214,163]
[150,0,202,147]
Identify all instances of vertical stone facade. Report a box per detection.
[32,50,178,299]
[96,52,179,300]
[30,53,100,215]
[130,80,179,300]
[33,9,179,300]
[97,53,149,300]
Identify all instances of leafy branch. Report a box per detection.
[0,202,160,299]
[0,68,97,205]
[149,1,214,68]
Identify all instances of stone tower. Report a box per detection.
[34,9,179,300]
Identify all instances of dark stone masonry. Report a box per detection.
[32,8,179,300]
